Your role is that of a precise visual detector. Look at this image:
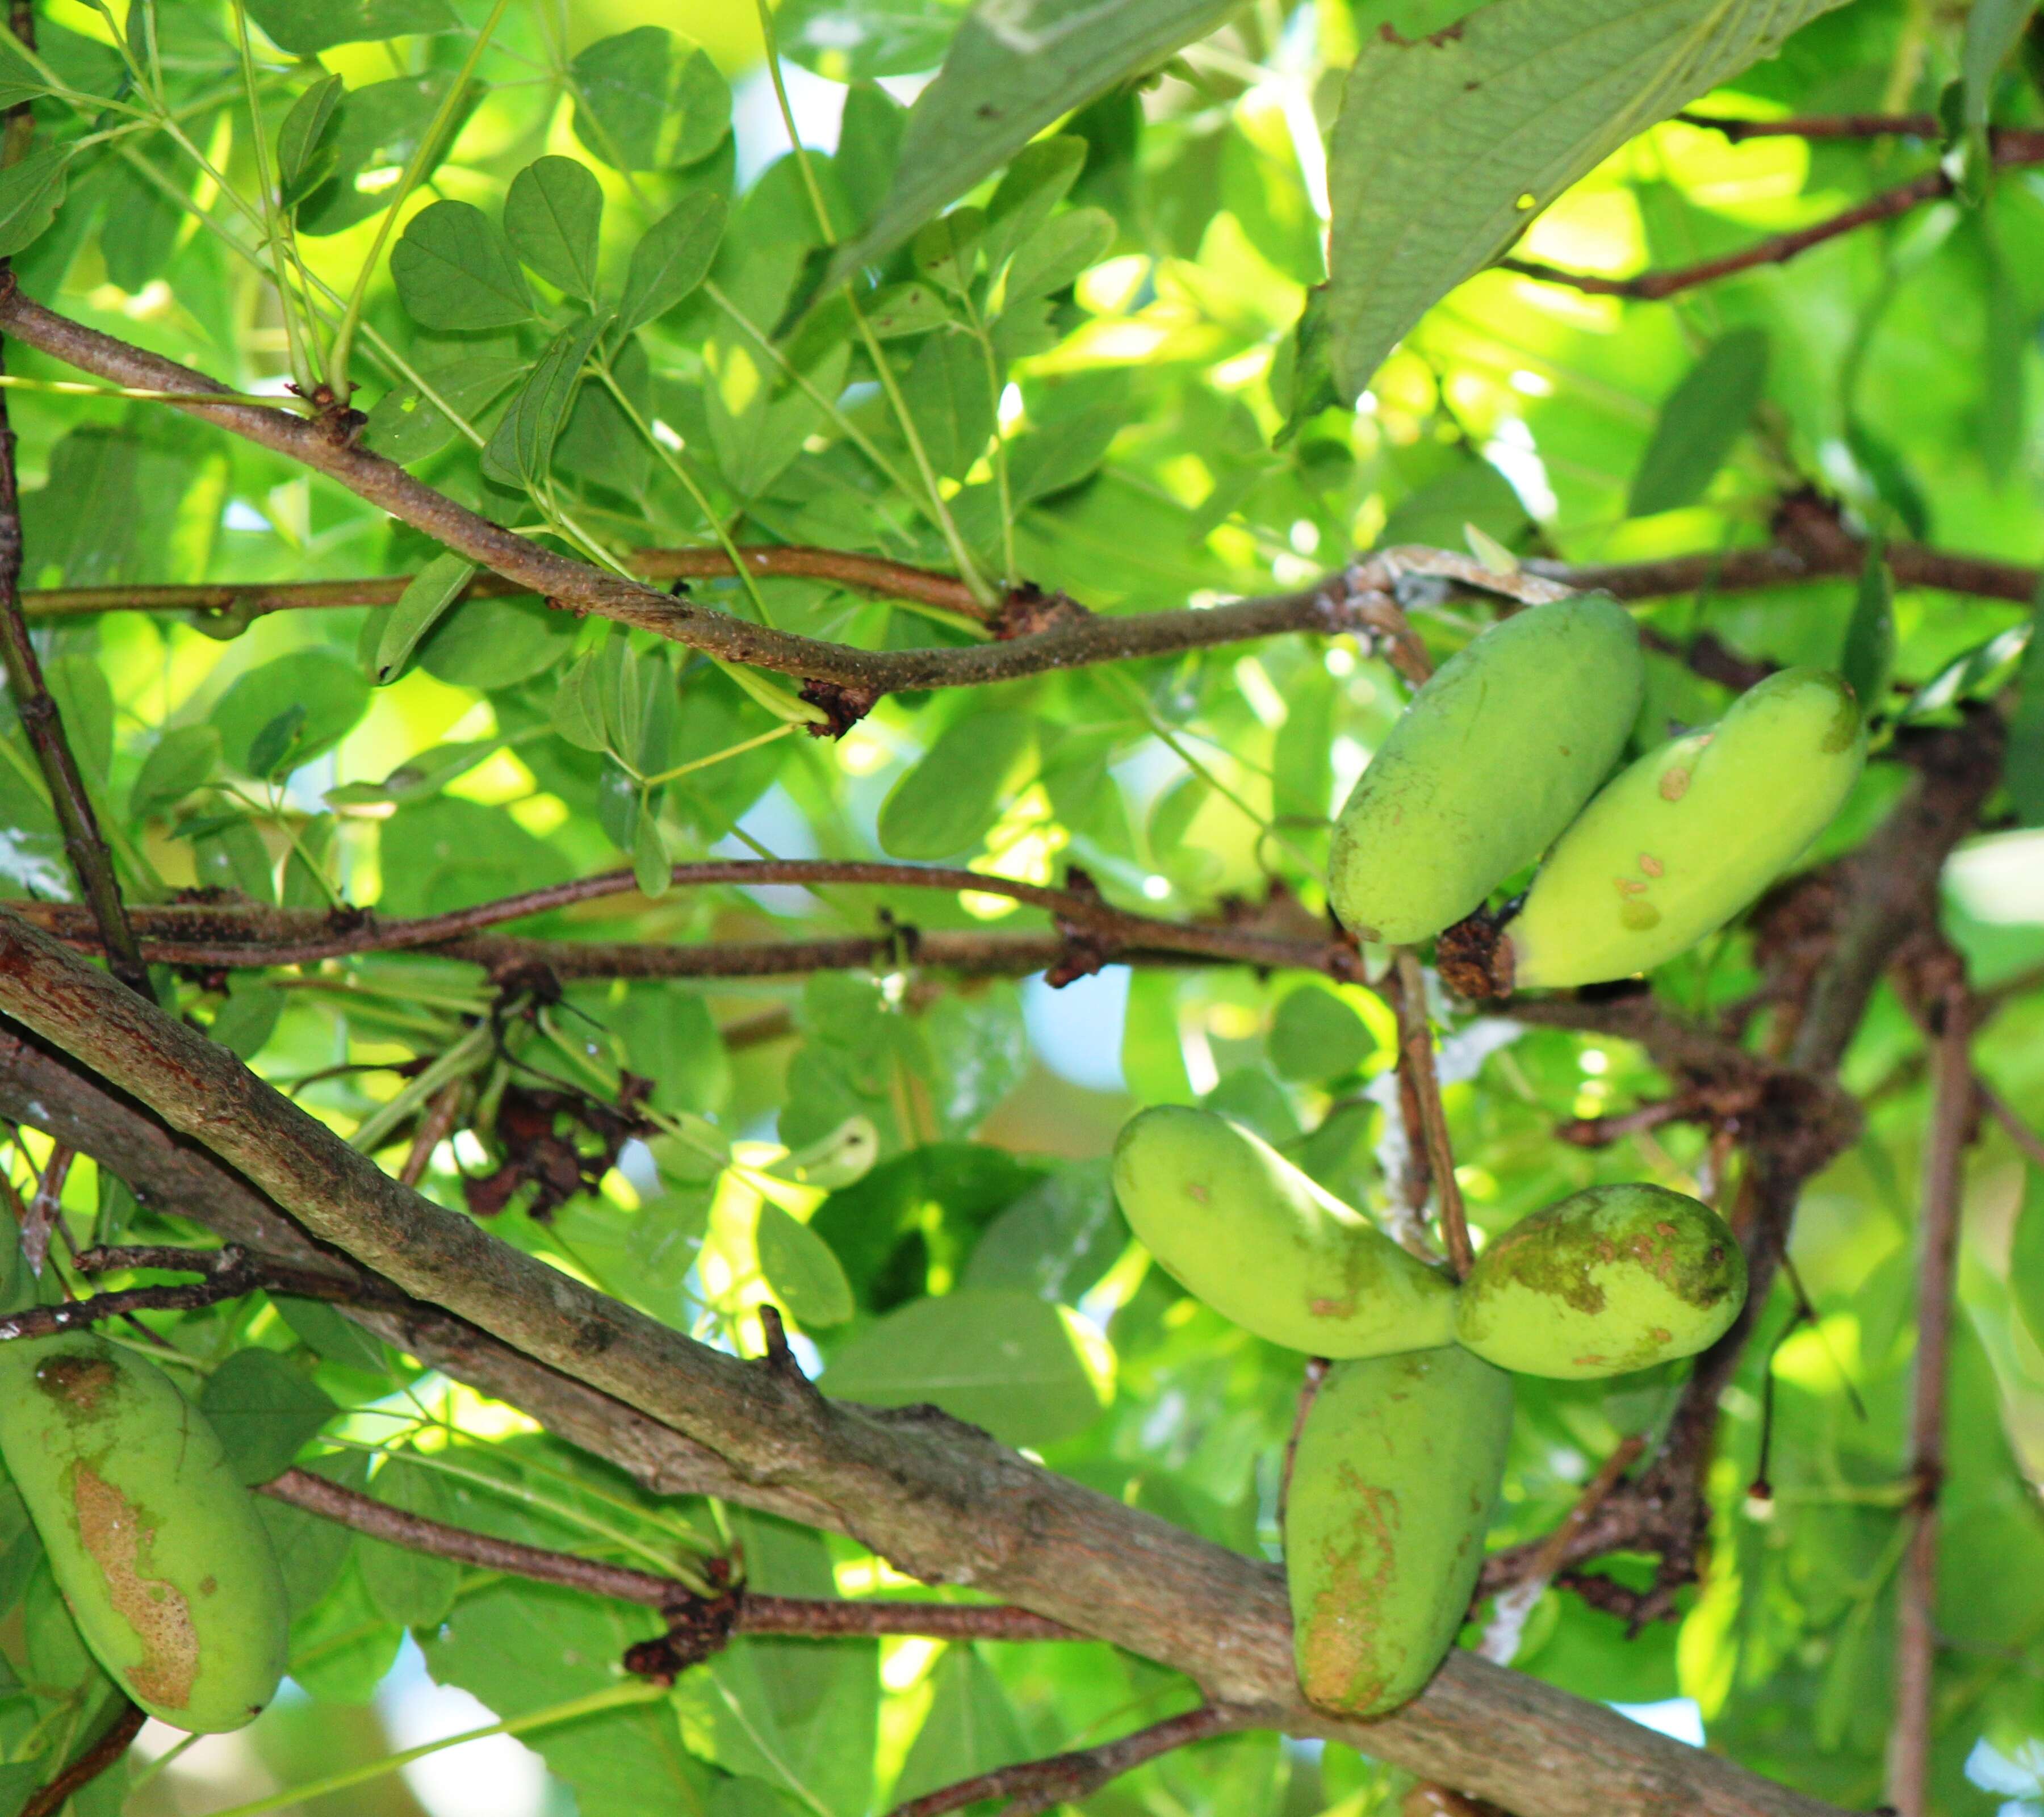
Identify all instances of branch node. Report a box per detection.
[992,581,1088,640]
[799,679,881,738]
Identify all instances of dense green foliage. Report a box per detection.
[0,0,2034,1814]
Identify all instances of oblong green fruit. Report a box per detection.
[1112,1106,1455,1357]
[1454,1183,1746,1379]
[1327,596,1643,947]
[0,1333,289,1731]
[1287,1346,1513,1714]
[1501,667,1866,990]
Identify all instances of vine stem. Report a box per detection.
[1393,947,1473,1278]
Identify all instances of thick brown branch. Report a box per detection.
[887,1705,1251,1817]
[1888,969,1973,1817]
[1501,132,2044,302]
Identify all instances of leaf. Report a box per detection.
[822,1288,1107,1445]
[1122,970,1192,1104]
[276,72,344,204]
[273,1295,389,1372]
[1900,621,2030,721]
[863,281,952,338]
[1962,0,2037,137]
[1006,405,1122,505]
[504,156,604,302]
[756,1201,856,1328]
[619,190,727,333]
[391,199,535,330]
[246,0,455,53]
[962,1162,1125,1303]
[417,596,578,690]
[876,710,1037,857]
[130,723,220,820]
[198,1347,339,1485]
[981,136,1087,274]
[551,652,610,753]
[210,979,284,1059]
[675,1637,878,1817]
[1840,545,1895,717]
[893,1647,1030,1803]
[298,74,483,237]
[2010,583,2044,828]
[1980,229,2029,484]
[827,0,1232,282]
[375,551,479,683]
[483,314,608,490]
[1268,983,1373,1081]
[778,0,969,78]
[633,809,671,899]
[362,354,526,466]
[1000,206,1114,304]
[1275,282,1343,446]
[0,146,69,259]
[324,737,502,807]
[1627,328,1770,516]
[571,28,732,171]
[211,652,371,775]
[902,328,997,480]
[358,1460,463,1628]
[1323,0,1848,399]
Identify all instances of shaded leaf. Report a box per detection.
[571,28,732,171]
[902,328,997,480]
[876,710,1036,857]
[391,199,535,330]
[1628,328,1770,516]
[0,146,70,259]
[2009,584,2044,827]
[130,723,220,820]
[756,1201,856,1328]
[276,72,344,203]
[778,0,969,78]
[358,1460,462,1628]
[375,550,477,684]
[362,354,525,466]
[482,313,608,489]
[1840,545,1895,718]
[198,1347,338,1485]
[505,155,604,302]
[211,652,370,774]
[1268,984,1373,1081]
[246,0,455,53]
[619,190,727,333]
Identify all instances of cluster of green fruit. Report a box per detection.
[1114,1111,1746,1713]
[1113,597,1862,1715]
[0,1328,288,1732]
[1327,596,1867,992]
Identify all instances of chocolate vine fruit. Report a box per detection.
[1113,1106,1456,1357]
[1494,667,1866,990]
[1327,597,1643,948]
[0,1333,289,1731]
[1454,1183,1746,1379]
[1287,1345,1513,1714]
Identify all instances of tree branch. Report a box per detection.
[0,906,1853,1817]
[1500,131,2044,302]
[19,1698,144,1817]
[1888,964,1974,1817]
[1674,109,1944,141]
[886,1705,1252,1817]
[1394,950,1472,1277]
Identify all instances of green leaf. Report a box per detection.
[633,808,671,899]
[211,652,371,775]
[1981,229,2029,483]
[1627,328,1770,517]
[2009,582,2044,827]
[273,1296,389,1372]
[2010,1166,2044,1370]
[570,28,732,171]
[827,0,1232,283]
[358,1460,462,1628]
[0,145,70,261]
[962,1162,1125,1303]
[297,74,483,237]
[210,979,284,1060]
[246,0,455,53]
[1000,206,1114,304]
[1122,970,1192,1104]
[362,354,526,466]
[482,313,608,489]
[618,190,727,333]
[756,1201,856,1328]
[276,73,345,204]
[902,329,997,480]
[248,704,309,780]
[864,281,952,338]
[822,1288,1107,1446]
[325,737,502,808]
[893,1646,1029,1804]
[1840,545,1895,718]
[130,723,219,820]
[1900,620,2030,721]
[418,596,579,691]
[778,0,969,78]
[0,34,51,111]
[391,199,535,330]
[676,1638,878,1817]
[981,136,1086,274]
[1268,983,1373,1081]
[551,652,609,753]
[504,156,605,302]
[256,1455,364,1617]
[1006,405,1121,506]
[1275,283,1343,446]
[876,710,1037,857]
[198,1347,339,1485]
[1962,0,2037,136]
[1323,0,1848,399]
[375,551,477,684]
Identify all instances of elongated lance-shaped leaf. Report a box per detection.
[1323,0,1850,401]
[482,313,609,490]
[824,0,1233,286]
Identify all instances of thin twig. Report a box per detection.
[1393,949,1472,1278]
[19,1698,144,1817]
[1977,1078,2044,1173]
[261,1466,1073,1640]
[1279,1355,1331,1531]
[1889,969,1974,1817]
[21,1139,68,1274]
[0,1242,384,1340]
[399,1078,466,1188]
[886,1704,1250,1817]
[1476,1436,1647,1659]
[1502,132,2044,302]
[1674,109,1944,140]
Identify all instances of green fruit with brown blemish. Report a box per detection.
[0,1332,288,1731]
[1286,1346,1513,1714]
[1327,597,1643,947]
[1112,1106,1455,1357]
[1498,667,1866,990]
[1453,1183,1746,1379]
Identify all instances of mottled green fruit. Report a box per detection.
[1454,1184,1746,1379]
[0,1333,288,1731]
[1287,1347,1512,1714]
[1112,1106,1454,1357]
[1328,597,1643,947]
[1503,667,1866,989]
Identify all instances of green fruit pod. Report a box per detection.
[0,1332,289,1731]
[1112,1106,1455,1358]
[1454,1183,1746,1379]
[1287,1346,1513,1714]
[1327,597,1643,948]
[1498,667,1866,991]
